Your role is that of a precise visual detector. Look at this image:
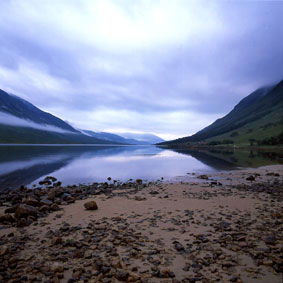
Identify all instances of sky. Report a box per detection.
[0,0,282,140]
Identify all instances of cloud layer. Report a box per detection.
[0,0,282,140]
[0,111,76,134]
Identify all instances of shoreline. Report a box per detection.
[0,165,282,282]
[158,144,283,152]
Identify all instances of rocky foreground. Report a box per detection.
[0,165,282,283]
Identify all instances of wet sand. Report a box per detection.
[0,165,282,282]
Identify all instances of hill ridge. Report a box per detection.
[161,79,283,146]
[0,89,78,133]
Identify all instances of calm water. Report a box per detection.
[0,145,282,191]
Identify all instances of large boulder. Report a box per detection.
[39,199,53,206]
[84,201,98,210]
[22,196,39,207]
[15,204,38,219]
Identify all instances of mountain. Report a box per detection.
[0,89,165,145]
[118,133,165,144]
[81,130,150,145]
[161,79,283,146]
[0,89,78,132]
[0,89,121,144]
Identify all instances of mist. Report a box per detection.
[0,111,77,134]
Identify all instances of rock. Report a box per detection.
[136,179,143,184]
[72,270,81,279]
[266,172,280,177]
[222,262,234,268]
[0,245,9,256]
[111,259,123,268]
[50,203,60,211]
[93,236,100,243]
[66,196,75,203]
[4,205,18,214]
[161,268,175,278]
[102,182,108,189]
[22,196,39,207]
[127,272,140,282]
[174,242,184,252]
[39,199,53,206]
[272,263,282,273]
[60,192,71,200]
[192,263,202,270]
[116,269,129,281]
[51,262,64,273]
[11,194,22,204]
[84,201,98,210]
[134,196,146,201]
[39,180,52,186]
[45,230,55,238]
[45,176,57,182]
[39,205,49,212]
[17,218,28,227]
[51,237,63,245]
[262,260,273,266]
[15,204,38,218]
[264,236,276,245]
[0,214,15,223]
[47,191,56,200]
[197,175,209,180]
[84,250,92,259]
[246,176,255,181]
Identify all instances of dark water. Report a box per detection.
[0,145,282,190]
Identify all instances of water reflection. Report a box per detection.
[0,146,160,190]
[0,145,282,191]
[170,148,283,169]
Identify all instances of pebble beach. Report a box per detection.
[0,165,282,283]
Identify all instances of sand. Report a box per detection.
[0,165,282,282]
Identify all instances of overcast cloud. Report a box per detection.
[0,0,282,140]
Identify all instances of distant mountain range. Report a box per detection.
[0,89,164,144]
[117,132,165,144]
[161,79,283,146]
[81,130,164,145]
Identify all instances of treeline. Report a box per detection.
[207,140,234,145]
[207,131,283,146]
[258,131,283,146]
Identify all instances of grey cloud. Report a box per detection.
[0,0,282,139]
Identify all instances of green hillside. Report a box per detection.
[206,107,283,146]
[162,79,283,147]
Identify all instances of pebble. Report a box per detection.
[84,201,98,210]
